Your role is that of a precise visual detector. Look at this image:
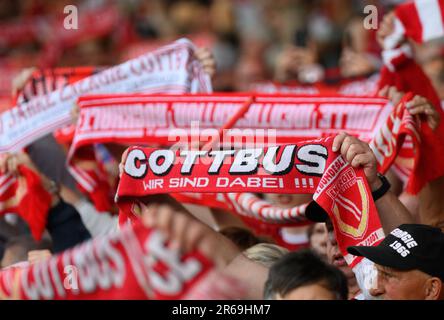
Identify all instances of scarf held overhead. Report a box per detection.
[69,94,393,212]
[70,93,441,218]
[0,38,212,153]
[116,137,383,267]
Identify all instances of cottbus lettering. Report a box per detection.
[148,150,175,176]
[180,150,207,175]
[208,150,235,174]
[124,144,328,178]
[295,144,328,176]
[144,231,202,296]
[125,149,147,178]
[263,145,296,175]
[229,149,263,175]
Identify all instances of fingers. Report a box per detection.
[0,153,20,176]
[339,135,370,165]
[7,155,18,175]
[332,132,378,186]
[345,143,367,164]
[406,95,428,109]
[195,47,211,60]
[155,205,175,237]
[376,12,397,48]
[378,85,389,98]
[379,13,394,36]
[379,86,404,105]
[406,95,441,130]
[119,148,130,178]
[28,250,52,265]
[333,132,363,159]
[408,104,429,115]
[71,103,80,123]
[141,202,194,250]
[196,47,216,78]
[11,67,36,97]
[170,212,191,250]
[332,132,348,152]
[335,133,372,161]
[140,200,224,262]
[387,86,403,106]
[351,153,374,168]
[0,154,8,174]
[183,220,208,254]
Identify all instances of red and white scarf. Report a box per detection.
[383,0,444,51]
[14,67,102,106]
[0,222,214,300]
[68,94,393,212]
[224,93,443,225]
[0,166,52,240]
[116,137,383,268]
[0,38,211,153]
[70,93,434,211]
[0,39,212,223]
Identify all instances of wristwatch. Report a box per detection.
[371,173,391,201]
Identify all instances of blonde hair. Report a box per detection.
[243,243,289,268]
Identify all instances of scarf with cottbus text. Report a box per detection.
[71,93,444,222]
[116,137,383,268]
[0,222,215,300]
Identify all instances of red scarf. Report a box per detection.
[378,49,444,195]
[0,166,52,240]
[70,93,431,214]
[0,222,213,300]
[116,137,383,268]
[0,39,212,219]
[0,38,211,153]
[189,93,437,226]
[14,66,102,145]
[383,0,444,50]
[69,94,392,212]
[3,92,436,242]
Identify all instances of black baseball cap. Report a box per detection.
[347,224,444,281]
[305,201,329,222]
